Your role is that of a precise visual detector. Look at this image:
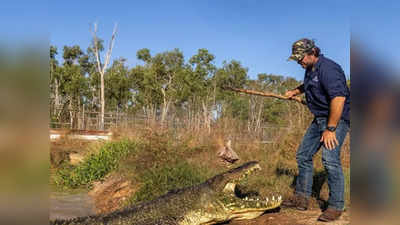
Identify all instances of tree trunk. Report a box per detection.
[100,72,105,130]
[91,22,117,130]
[202,100,210,133]
[69,97,73,129]
[77,97,81,129]
[54,78,60,120]
[255,100,264,133]
[160,88,171,125]
[247,98,252,132]
[161,100,171,125]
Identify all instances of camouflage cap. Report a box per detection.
[288,38,316,61]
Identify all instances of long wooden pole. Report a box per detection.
[223,86,307,105]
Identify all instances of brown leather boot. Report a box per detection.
[318,207,343,222]
[281,194,309,211]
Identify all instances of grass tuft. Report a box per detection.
[128,161,209,204]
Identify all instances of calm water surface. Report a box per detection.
[50,191,96,220]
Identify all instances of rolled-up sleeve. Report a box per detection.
[319,64,349,99]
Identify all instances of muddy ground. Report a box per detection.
[228,208,349,225]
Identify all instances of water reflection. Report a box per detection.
[50,191,95,220]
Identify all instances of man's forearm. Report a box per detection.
[328,96,346,127]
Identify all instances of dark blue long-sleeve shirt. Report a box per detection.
[303,54,350,122]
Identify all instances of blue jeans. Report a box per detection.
[295,117,349,210]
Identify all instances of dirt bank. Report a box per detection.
[229,208,349,225]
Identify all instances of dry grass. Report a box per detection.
[51,115,351,210]
[112,115,350,207]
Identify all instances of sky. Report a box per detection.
[9,0,394,81]
[44,0,351,81]
[2,1,400,80]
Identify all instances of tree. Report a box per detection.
[134,48,186,124]
[188,48,216,131]
[49,43,311,132]
[50,45,60,120]
[91,22,117,130]
[60,45,89,128]
[214,60,248,119]
[132,49,161,122]
[154,49,185,124]
[105,58,131,111]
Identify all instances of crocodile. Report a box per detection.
[50,161,282,225]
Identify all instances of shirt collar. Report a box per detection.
[312,54,324,72]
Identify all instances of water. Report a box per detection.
[50,191,96,220]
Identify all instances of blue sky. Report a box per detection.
[45,0,351,81]
[2,1,354,80]
[3,1,400,80]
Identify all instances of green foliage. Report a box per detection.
[63,45,83,66]
[105,58,132,110]
[136,48,151,63]
[129,162,209,204]
[225,96,249,120]
[215,60,248,90]
[186,49,216,100]
[53,139,138,188]
[50,44,305,128]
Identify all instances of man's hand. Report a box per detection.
[284,90,297,99]
[320,130,339,150]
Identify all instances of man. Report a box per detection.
[282,38,350,222]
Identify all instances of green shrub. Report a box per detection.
[53,139,138,188]
[130,161,209,204]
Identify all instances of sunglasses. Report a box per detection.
[297,56,304,64]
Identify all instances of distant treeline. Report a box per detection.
[50,44,307,130]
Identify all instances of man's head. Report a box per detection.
[288,38,320,69]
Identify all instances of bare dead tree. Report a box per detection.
[91,22,118,130]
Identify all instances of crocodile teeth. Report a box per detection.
[272,196,275,201]
[278,195,282,201]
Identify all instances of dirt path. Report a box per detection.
[228,208,350,225]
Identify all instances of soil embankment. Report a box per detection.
[229,208,349,225]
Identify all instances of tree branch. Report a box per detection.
[102,23,118,74]
[91,22,103,76]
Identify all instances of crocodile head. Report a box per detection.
[181,161,282,224]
